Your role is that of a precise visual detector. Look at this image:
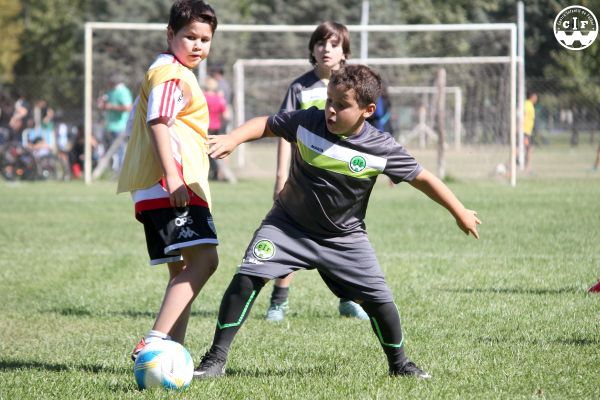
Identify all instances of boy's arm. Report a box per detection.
[274,138,291,200]
[148,118,189,208]
[409,169,481,239]
[208,116,274,159]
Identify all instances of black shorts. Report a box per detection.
[139,206,218,265]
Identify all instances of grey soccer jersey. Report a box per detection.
[279,70,327,112]
[267,107,423,236]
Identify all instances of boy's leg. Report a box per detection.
[266,273,293,322]
[152,244,218,339]
[164,261,189,344]
[361,301,430,379]
[194,273,267,379]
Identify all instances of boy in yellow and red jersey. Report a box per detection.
[117,0,219,360]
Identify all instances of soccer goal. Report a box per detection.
[84,22,520,184]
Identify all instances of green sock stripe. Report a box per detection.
[217,290,257,329]
[371,317,404,348]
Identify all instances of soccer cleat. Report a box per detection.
[130,337,146,361]
[390,360,432,379]
[265,300,289,322]
[338,300,369,320]
[193,351,227,379]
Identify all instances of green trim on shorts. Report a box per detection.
[217,290,257,329]
[371,317,404,348]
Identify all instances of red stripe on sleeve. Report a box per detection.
[159,80,169,117]
[163,81,176,118]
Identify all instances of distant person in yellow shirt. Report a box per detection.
[522,92,538,173]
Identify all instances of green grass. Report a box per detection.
[0,177,598,399]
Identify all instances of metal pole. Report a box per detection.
[360,0,369,62]
[510,26,517,187]
[84,23,93,184]
[517,1,526,170]
[233,60,246,167]
[455,89,462,150]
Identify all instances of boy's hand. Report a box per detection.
[456,209,481,239]
[208,134,237,159]
[165,174,189,208]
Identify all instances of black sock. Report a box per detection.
[361,301,408,370]
[270,285,289,305]
[209,274,266,360]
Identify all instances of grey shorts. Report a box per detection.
[238,209,393,303]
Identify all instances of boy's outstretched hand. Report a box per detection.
[208,134,237,159]
[456,209,481,239]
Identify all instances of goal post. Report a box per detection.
[84,22,519,184]
[233,53,515,177]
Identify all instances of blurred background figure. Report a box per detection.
[204,77,236,183]
[522,92,538,173]
[97,74,133,176]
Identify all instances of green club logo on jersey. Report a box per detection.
[349,155,367,173]
[253,239,275,260]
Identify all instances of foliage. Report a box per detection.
[12,0,90,115]
[3,0,600,125]
[0,0,23,83]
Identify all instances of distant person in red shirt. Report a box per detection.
[204,77,235,183]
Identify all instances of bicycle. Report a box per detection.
[0,129,68,181]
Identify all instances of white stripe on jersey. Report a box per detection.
[147,80,187,123]
[300,87,327,105]
[297,125,388,171]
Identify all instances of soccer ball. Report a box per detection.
[133,340,194,390]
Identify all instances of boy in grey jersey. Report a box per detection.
[268,21,368,321]
[194,64,481,379]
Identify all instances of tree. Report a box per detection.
[0,0,23,83]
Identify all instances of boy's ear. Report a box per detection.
[167,26,174,43]
[362,103,376,119]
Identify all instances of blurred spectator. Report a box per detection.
[522,92,538,173]
[204,77,235,183]
[97,74,133,174]
[33,99,55,146]
[69,125,97,179]
[0,92,13,143]
[367,83,394,136]
[209,64,232,106]
[9,92,29,139]
[22,117,54,156]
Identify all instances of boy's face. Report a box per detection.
[167,21,213,69]
[312,36,346,71]
[325,84,375,136]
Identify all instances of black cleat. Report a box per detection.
[390,360,432,379]
[193,351,227,380]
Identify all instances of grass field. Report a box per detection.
[1,160,599,398]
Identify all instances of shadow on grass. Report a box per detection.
[441,286,579,295]
[0,359,129,374]
[477,336,600,346]
[45,307,218,319]
[222,365,336,379]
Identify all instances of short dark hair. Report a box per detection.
[330,65,382,107]
[169,0,218,35]
[308,21,351,66]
